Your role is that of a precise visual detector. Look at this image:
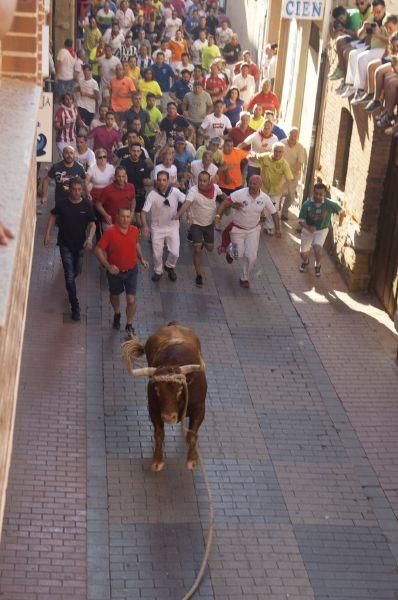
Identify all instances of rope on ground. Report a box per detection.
[148,373,215,600]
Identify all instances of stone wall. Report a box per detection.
[315,46,392,291]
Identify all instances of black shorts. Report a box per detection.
[135,194,146,213]
[190,223,214,245]
[107,266,138,295]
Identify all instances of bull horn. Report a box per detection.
[179,364,202,375]
[130,367,157,378]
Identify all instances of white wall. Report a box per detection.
[226,0,268,66]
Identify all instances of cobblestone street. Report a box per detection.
[1,207,398,600]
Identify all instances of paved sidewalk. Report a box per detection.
[1,207,398,600]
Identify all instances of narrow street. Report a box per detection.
[1,201,398,600]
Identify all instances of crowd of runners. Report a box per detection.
[41,0,346,332]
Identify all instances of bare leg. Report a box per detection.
[193,244,202,275]
[313,244,323,267]
[110,293,121,315]
[126,294,136,326]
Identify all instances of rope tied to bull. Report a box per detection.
[122,347,215,600]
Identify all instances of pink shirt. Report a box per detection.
[88,126,121,161]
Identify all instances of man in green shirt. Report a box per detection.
[144,93,163,153]
[298,183,345,277]
[201,35,221,72]
[329,6,363,80]
[248,142,294,234]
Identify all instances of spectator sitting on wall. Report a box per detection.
[329,5,364,81]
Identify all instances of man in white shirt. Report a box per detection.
[153,40,173,64]
[165,10,183,40]
[215,21,233,49]
[232,63,256,108]
[75,134,96,171]
[239,119,278,180]
[103,22,125,52]
[176,171,227,286]
[115,0,135,35]
[141,171,185,281]
[216,175,281,288]
[281,127,307,220]
[98,45,121,106]
[75,64,99,127]
[55,38,76,101]
[190,150,218,186]
[199,99,232,140]
[191,30,208,65]
[153,149,178,185]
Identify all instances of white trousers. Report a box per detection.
[230,225,261,281]
[264,194,281,232]
[346,47,385,90]
[151,224,180,274]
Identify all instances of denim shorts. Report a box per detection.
[107,266,138,295]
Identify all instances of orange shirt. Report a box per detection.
[167,39,188,63]
[110,76,136,113]
[218,148,248,190]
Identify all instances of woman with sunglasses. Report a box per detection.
[86,148,115,205]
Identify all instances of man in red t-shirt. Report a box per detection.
[95,206,148,337]
[95,166,136,230]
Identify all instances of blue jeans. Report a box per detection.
[59,245,84,309]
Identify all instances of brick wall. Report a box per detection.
[1,0,46,84]
[315,45,392,291]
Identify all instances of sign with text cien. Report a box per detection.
[37,92,53,163]
[282,0,325,20]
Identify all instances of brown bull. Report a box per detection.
[122,321,207,472]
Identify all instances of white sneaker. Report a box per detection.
[341,85,355,99]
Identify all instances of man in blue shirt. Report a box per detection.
[264,110,287,140]
[170,70,192,109]
[150,52,175,112]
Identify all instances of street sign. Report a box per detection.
[37,91,53,163]
[282,0,325,20]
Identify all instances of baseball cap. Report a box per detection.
[174,136,185,143]
[209,137,221,146]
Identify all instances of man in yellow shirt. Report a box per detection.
[138,67,162,107]
[248,142,294,234]
[248,104,265,131]
[201,34,221,72]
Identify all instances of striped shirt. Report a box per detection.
[55,105,79,144]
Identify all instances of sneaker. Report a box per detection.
[299,260,309,273]
[195,274,203,287]
[112,312,121,330]
[264,228,274,235]
[315,265,321,277]
[125,324,135,338]
[225,252,233,264]
[335,82,347,95]
[364,99,382,113]
[329,66,344,81]
[384,124,398,137]
[71,307,81,321]
[350,90,367,105]
[164,265,177,281]
[341,85,355,99]
[151,272,162,282]
[239,279,250,288]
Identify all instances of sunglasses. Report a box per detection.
[97,155,107,159]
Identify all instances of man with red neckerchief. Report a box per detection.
[95,206,148,337]
[176,171,228,287]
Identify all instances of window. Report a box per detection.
[333,108,353,191]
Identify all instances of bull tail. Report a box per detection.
[121,337,146,376]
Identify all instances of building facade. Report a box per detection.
[0,0,49,535]
[272,0,398,316]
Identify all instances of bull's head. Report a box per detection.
[132,364,202,426]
